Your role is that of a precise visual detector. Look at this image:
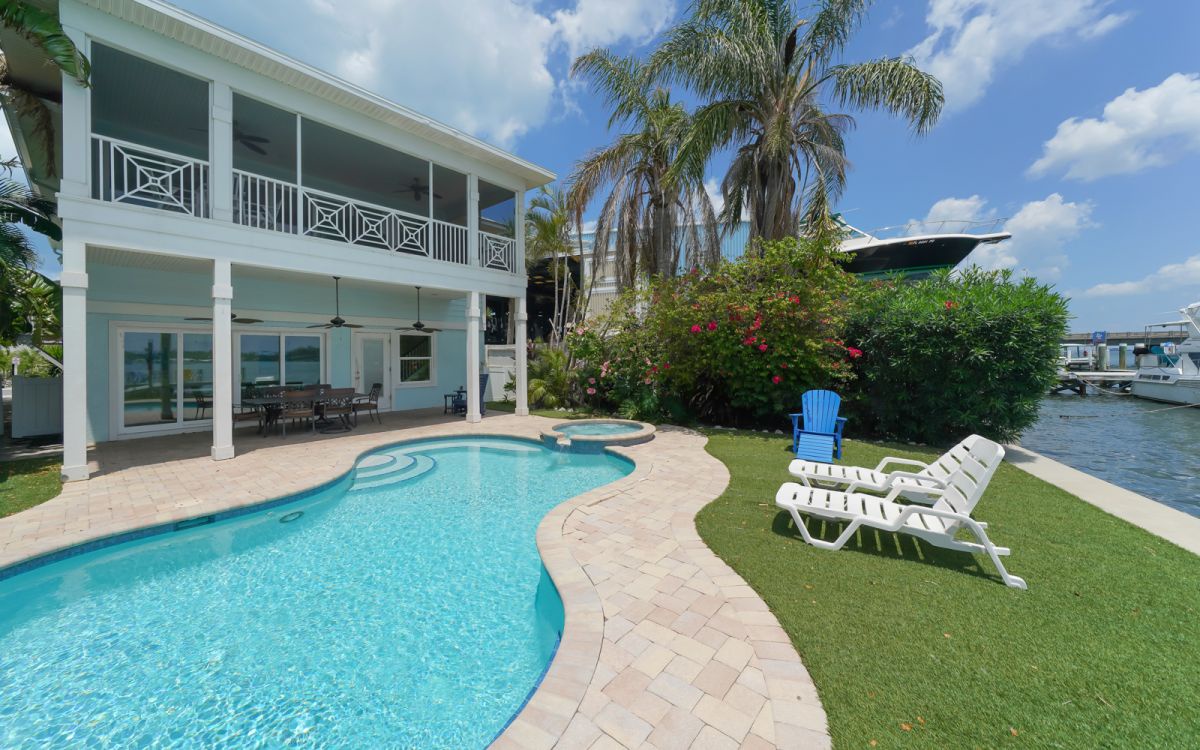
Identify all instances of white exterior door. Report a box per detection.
[355,333,391,410]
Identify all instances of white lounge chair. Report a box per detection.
[788,434,999,501]
[776,438,1027,589]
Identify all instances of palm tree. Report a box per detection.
[653,0,943,240]
[0,1,92,178]
[0,173,60,346]
[524,186,577,345]
[567,49,720,290]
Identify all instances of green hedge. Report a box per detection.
[844,268,1068,444]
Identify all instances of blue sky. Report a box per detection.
[19,0,1200,331]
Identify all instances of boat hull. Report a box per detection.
[843,234,996,278]
[1130,379,1200,405]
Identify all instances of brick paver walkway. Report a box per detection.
[0,412,829,748]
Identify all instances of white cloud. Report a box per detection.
[1028,73,1200,181]
[1082,254,1200,297]
[908,0,1129,112]
[906,194,995,234]
[922,193,1094,279]
[294,0,673,148]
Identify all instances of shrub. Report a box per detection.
[569,237,858,425]
[523,345,575,409]
[844,267,1068,444]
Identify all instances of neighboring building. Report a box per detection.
[2,0,553,480]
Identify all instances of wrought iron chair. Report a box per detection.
[353,383,383,425]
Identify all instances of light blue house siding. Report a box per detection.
[85,258,480,443]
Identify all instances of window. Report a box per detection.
[238,333,324,394]
[398,334,433,384]
[232,94,297,182]
[120,330,212,431]
[478,180,516,238]
[91,44,209,160]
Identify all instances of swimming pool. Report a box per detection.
[0,436,631,748]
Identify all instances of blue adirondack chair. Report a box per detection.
[788,389,847,463]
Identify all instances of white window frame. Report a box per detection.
[111,322,216,438]
[234,329,328,395]
[395,332,436,387]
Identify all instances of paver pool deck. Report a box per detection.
[0,411,829,750]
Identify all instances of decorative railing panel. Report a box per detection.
[233,170,298,233]
[91,136,209,218]
[301,188,431,256]
[479,231,518,273]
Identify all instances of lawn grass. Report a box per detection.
[0,458,61,519]
[696,431,1200,748]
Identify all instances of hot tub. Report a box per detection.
[541,419,656,451]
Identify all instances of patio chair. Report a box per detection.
[279,388,317,436]
[789,434,1000,501]
[353,383,382,425]
[450,374,491,416]
[232,403,263,432]
[789,389,847,463]
[775,437,1026,589]
[190,390,210,420]
[321,388,356,432]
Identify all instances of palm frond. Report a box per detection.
[828,57,944,134]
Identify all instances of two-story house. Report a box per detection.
[3,0,552,481]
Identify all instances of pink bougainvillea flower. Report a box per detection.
[663,362,670,369]
[707,321,718,331]
[847,347,863,359]
[743,336,757,346]
[758,343,768,352]
[586,387,597,395]
[651,365,659,373]
[588,377,596,385]
[644,377,652,385]
[691,324,702,333]
[790,296,800,304]
[780,362,788,369]
[944,300,957,309]
[772,375,782,384]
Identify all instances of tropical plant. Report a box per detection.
[570,236,858,424]
[567,50,720,289]
[0,1,92,177]
[0,174,60,346]
[653,0,943,240]
[524,186,578,346]
[844,268,1069,444]
[526,345,576,409]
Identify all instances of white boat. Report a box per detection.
[835,216,1012,279]
[1130,302,1200,405]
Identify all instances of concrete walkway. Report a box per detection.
[0,412,829,749]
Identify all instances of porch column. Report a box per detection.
[467,174,480,267]
[211,82,234,222]
[61,237,89,481]
[515,296,529,416]
[211,260,234,460]
[466,291,482,423]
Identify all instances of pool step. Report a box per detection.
[353,453,410,480]
[351,454,436,491]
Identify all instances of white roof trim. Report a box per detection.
[82,0,556,187]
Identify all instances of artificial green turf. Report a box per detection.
[0,457,61,519]
[696,431,1200,748]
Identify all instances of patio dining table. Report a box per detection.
[243,390,366,437]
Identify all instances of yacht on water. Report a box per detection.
[1130,302,1200,406]
[834,216,1013,278]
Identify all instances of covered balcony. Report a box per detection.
[86,43,520,274]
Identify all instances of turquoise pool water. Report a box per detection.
[557,422,641,437]
[0,437,631,748]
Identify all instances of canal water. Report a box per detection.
[1020,393,1200,518]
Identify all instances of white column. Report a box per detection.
[467,174,480,267]
[61,236,89,481]
[466,291,482,423]
[515,296,529,416]
[211,82,234,222]
[58,23,89,200]
[211,260,235,460]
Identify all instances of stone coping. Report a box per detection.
[0,413,829,749]
[1005,444,1200,556]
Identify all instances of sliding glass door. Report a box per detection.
[237,332,324,394]
[120,329,213,432]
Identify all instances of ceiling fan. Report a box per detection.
[185,312,263,324]
[396,287,442,333]
[398,177,443,202]
[308,276,362,329]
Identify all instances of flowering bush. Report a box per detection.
[569,237,858,424]
[844,267,1068,443]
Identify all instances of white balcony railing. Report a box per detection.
[92,138,518,274]
[479,231,517,273]
[91,135,209,218]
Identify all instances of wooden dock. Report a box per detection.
[1052,370,1136,396]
